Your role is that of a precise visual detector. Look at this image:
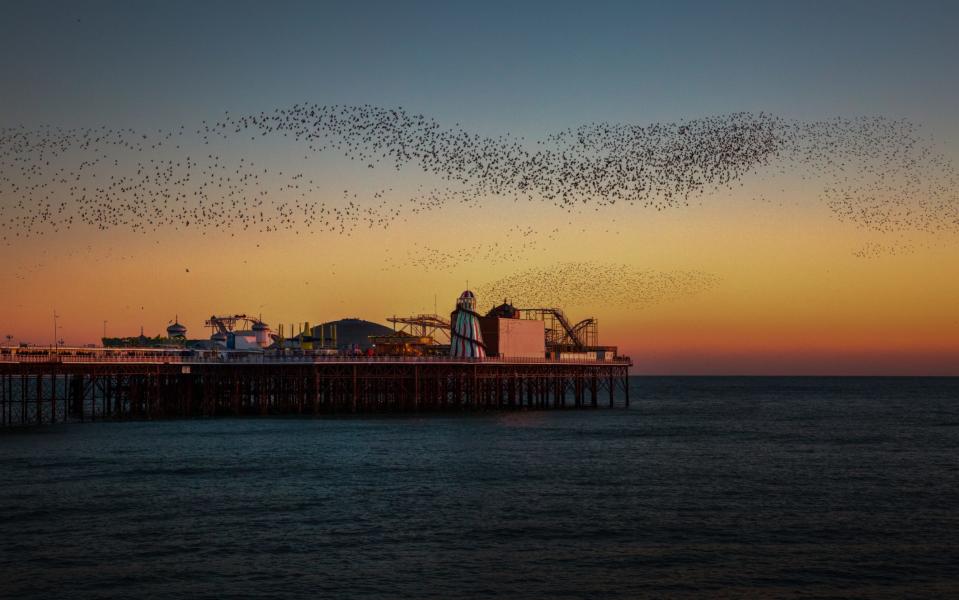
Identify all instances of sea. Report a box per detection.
[1,376,958,598]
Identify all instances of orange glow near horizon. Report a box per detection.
[3,2,959,377]
[3,178,958,375]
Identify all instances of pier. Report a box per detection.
[0,354,631,427]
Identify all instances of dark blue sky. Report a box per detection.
[3,0,957,140]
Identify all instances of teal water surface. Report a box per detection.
[2,377,958,598]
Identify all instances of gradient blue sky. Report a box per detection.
[3,0,958,141]
[3,1,959,374]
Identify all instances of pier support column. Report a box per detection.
[351,365,358,413]
[609,372,614,408]
[413,366,420,411]
[624,370,630,408]
[36,371,43,425]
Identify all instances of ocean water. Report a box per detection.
[1,376,958,598]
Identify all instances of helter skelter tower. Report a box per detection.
[450,290,487,358]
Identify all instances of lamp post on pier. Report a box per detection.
[53,310,60,354]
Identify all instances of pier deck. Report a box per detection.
[0,355,631,426]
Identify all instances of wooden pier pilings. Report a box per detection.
[0,358,631,427]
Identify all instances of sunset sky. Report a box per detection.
[2,1,958,374]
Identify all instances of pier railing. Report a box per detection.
[0,353,630,366]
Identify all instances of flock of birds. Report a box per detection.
[851,240,919,260]
[476,262,721,311]
[385,226,560,272]
[2,104,957,246]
